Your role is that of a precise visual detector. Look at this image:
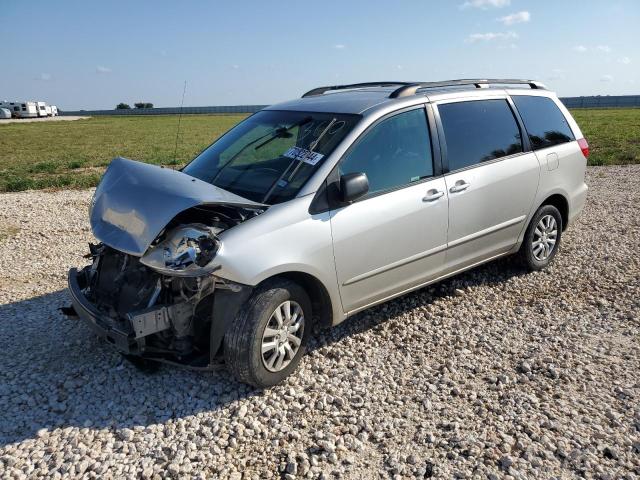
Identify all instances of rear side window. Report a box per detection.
[340,108,433,194]
[511,95,575,150]
[439,99,523,171]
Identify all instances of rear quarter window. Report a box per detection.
[511,96,575,150]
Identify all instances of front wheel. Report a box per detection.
[223,280,311,388]
[518,204,563,271]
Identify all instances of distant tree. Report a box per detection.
[134,102,154,109]
[144,102,154,109]
[116,103,131,110]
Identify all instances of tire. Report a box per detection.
[223,280,312,388]
[518,204,563,271]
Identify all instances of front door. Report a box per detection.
[329,107,449,314]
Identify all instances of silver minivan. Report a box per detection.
[67,79,589,387]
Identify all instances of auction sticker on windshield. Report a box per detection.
[283,146,325,166]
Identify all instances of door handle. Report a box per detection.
[449,180,470,193]
[423,189,444,202]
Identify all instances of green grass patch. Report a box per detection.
[0,109,637,192]
[570,108,640,166]
[0,114,247,192]
[67,160,85,169]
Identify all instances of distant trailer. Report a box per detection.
[0,108,11,119]
[36,101,49,117]
[0,101,38,118]
[50,105,58,116]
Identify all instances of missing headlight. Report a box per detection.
[140,223,222,276]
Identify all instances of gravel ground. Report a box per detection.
[0,165,639,479]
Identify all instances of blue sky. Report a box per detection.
[1,0,638,110]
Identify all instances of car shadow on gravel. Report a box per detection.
[0,289,262,446]
[0,257,524,446]
[309,256,526,351]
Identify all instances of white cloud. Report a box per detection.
[618,56,631,65]
[232,64,240,69]
[467,31,518,42]
[600,74,614,82]
[596,45,611,53]
[573,45,588,53]
[461,0,510,9]
[333,44,346,49]
[37,73,52,81]
[396,65,403,70]
[96,65,112,74]
[497,11,530,25]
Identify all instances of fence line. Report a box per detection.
[560,95,640,108]
[59,95,640,116]
[60,105,268,116]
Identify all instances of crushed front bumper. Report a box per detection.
[67,266,254,366]
[67,267,137,354]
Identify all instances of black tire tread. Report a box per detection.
[518,204,563,271]
[223,279,310,388]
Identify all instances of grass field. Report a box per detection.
[0,114,247,192]
[570,108,640,166]
[0,108,638,192]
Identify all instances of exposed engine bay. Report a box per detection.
[67,202,262,368]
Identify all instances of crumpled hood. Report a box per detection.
[90,157,264,256]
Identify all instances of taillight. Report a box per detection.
[577,138,589,158]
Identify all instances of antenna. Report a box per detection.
[173,80,187,163]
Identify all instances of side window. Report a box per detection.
[439,99,523,171]
[340,108,433,194]
[511,95,575,150]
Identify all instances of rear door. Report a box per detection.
[435,97,540,272]
[330,106,448,313]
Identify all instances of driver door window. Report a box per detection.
[339,108,434,195]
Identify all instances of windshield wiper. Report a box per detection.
[210,116,311,184]
[261,118,336,204]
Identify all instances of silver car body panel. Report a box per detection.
[330,176,449,313]
[90,157,265,256]
[213,194,346,324]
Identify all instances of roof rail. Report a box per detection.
[389,79,546,98]
[302,82,412,98]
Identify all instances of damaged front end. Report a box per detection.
[66,158,264,368]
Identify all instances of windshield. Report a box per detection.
[183,110,360,204]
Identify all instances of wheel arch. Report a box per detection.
[540,193,569,231]
[256,271,334,329]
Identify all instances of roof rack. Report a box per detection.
[389,79,546,98]
[302,82,412,98]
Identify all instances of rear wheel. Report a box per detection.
[223,280,311,388]
[518,204,563,271]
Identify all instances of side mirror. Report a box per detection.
[340,172,369,203]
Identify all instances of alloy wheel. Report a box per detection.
[261,300,305,372]
[532,214,558,261]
